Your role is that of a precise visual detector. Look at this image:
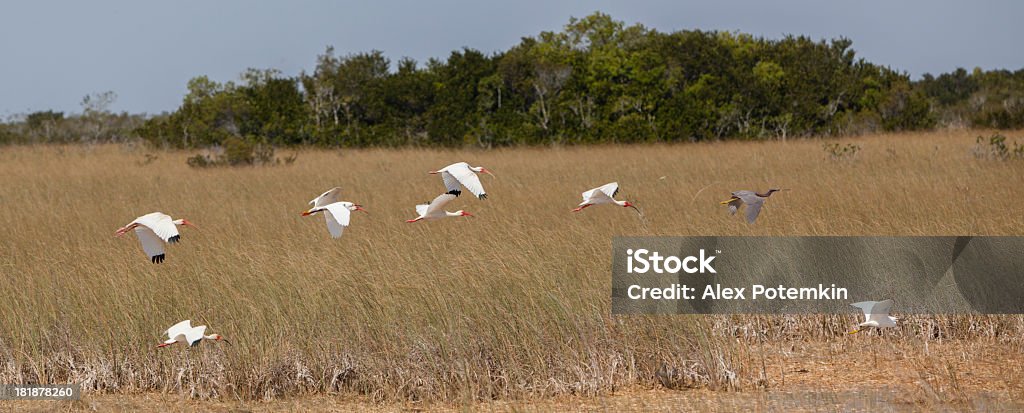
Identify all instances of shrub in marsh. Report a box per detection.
[187,136,297,168]
[972,133,1024,160]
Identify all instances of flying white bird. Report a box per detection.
[429,162,494,199]
[115,212,196,263]
[573,182,638,213]
[848,299,899,334]
[301,187,366,238]
[720,189,786,224]
[406,193,473,222]
[157,320,229,348]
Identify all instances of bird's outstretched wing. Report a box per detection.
[445,163,487,199]
[322,202,352,239]
[135,226,167,263]
[426,193,458,215]
[850,301,879,323]
[582,182,618,202]
[310,187,342,208]
[185,325,207,346]
[599,182,620,198]
[742,197,765,224]
[165,320,192,343]
[867,299,894,324]
[415,203,429,217]
[134,212,181,243]
[440,172,462,197]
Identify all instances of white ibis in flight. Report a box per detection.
[301,187,366,238]
[429,162,494,199]
[573,182,638,213]
[157,320,229,347]
[115,212,196,263]
[406,193,473,222]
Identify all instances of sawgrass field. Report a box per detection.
[1,129,1023,410]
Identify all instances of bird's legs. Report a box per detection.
[572,204,592,212]
[301,206,324,216]
[156,342,177,348]
[114,223,138,237]
[405,218,422,223]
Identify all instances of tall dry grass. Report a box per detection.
[0,130,1022,402]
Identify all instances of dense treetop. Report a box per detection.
[3,13,1023,147]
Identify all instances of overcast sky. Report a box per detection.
[1,0,1021,116]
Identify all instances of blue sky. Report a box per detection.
[1,0,1021,116]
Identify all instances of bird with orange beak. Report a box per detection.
[301,187,367,238]
[157,320,230,348]
[115,212,197,263]
[429,162,494,199]
[406,192,474,222]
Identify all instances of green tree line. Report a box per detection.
[3,13,1024,147]
[0,91,146,145]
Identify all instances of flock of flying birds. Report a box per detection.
[112,161,893,347]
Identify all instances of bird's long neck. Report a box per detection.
[613,200,628,207]
[756,190,775,198]
[445,211,462,217]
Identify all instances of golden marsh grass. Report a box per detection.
[0,129,1022,405]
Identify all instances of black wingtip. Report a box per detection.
[168,235,180,244]
[478,193,488,200]
[448,189,462,197]
[151,254,166,264]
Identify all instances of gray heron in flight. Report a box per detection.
[720,188,785,224]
